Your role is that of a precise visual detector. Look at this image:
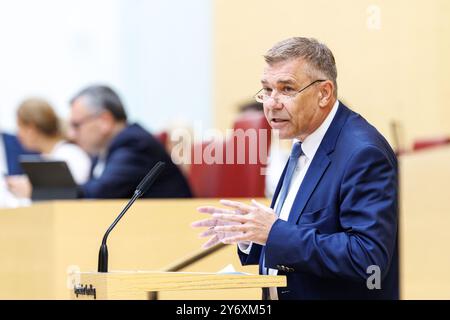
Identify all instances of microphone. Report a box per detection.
[97,161,166,272]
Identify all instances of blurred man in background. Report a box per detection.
[69,85,192,199]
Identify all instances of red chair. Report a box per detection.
[188,112,271,198]
[188,140,226,197]
[153,131,168,148]
[412,136,450,151]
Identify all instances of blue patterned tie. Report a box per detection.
[274,141,303,215]
[261,142,303,277]
[261,142,303,299]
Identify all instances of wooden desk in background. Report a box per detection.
[400,146,450,299]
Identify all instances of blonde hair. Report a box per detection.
[17,98,61,137]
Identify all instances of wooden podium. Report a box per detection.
[71,271,286,300]
[0,199,270,299]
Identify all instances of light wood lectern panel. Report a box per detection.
[71,271,286,300]
[0,199,267,299]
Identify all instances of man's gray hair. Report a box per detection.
[264,37,338,96]
[70,85,127,122]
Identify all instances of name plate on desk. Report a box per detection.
[74,284,97,299]
[71,271,287,300]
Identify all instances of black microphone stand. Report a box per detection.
[97,161,165,273]
[97,190,142,273]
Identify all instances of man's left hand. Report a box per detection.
[192,199,278,247]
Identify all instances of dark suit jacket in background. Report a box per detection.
[2,133,32,175]
[81,123,192,199]
[239,102,399,300]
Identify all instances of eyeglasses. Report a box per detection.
[70,113,101,130]
[254,79,326,103]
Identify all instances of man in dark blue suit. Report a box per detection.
[69,85,192,199]
[192,37,398,299]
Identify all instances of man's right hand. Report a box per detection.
[191,204,245,248]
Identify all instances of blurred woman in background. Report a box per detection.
[6,98,91,198]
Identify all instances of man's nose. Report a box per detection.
[264,96,284,110]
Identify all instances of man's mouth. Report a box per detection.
[272,118,287,122]
[270,117,289,128]
[270,117,289,123]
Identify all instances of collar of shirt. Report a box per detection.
[92,153,107,179]
[294,99,340,161]
[48,140,66,156]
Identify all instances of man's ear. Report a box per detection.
[318,81,334,108]
[99,111,115,131]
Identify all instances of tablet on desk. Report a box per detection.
[19,156,79,201]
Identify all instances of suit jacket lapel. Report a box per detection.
[287,150,330,223]
[287,102,352,224]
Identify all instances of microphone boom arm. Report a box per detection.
[97,162,165,273]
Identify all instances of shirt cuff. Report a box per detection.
[238,241,253,254]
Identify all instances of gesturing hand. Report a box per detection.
[191,202,245,248]
[191,199,277,248]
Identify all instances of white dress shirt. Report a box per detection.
[239,100,340,299]
[92,155,106,179]
[264,141,290,199]
[44,141,91,184]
